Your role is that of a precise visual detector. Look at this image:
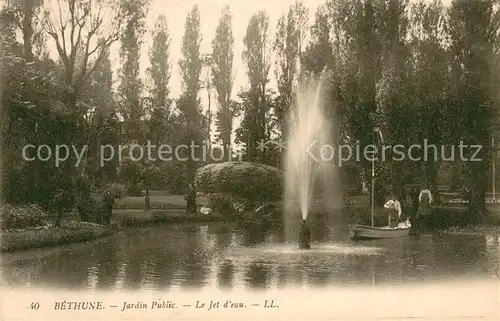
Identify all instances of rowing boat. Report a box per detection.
[348,222,410,240]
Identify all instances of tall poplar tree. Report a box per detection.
[178,5,204,209]
[238,10,272,163]
[147,14,172,146]
[118,0,149,141]
[212,6,235,161]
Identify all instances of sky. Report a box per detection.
[106,0,326,143]
[117,0,450,100]
[108,0,325,100]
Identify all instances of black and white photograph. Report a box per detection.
[1,0,499,320]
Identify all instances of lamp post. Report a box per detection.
[493,134,496,203]
[371,127,384,227]
[371,128,375,227]
[35,121,39,194]
[144,159,151,212]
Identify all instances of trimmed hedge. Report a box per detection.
[100,183,126,199]
[196,162,284,203]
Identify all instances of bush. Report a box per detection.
[0,204,47,230]
[127,184,143,196]
[206,193,238,217]
[75,176,110,224]
[196,162,284,203]
[76,192,112,224]
[100,183,126,199]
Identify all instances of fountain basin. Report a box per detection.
[299,220,311,249]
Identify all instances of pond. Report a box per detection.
[2,217,500,291]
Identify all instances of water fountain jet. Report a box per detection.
[285,62,335,249]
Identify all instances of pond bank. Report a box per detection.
[0,221,118,252]
[341,203,500,228]
[1,210,225,253]
[3,204,499,253]
[114,209,227,227]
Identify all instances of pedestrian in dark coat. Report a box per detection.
[102,190,115,224]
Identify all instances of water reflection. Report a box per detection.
[245,260,271,290]
[114,262,127,289]
[87,264,99,290]
[217,260,234,289]
[2,222,500,291]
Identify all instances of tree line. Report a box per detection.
[1,0,499,215]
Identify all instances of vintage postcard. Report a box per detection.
[1,0,499,320]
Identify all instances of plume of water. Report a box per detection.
[285,59,333,221]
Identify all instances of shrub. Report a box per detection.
[100,183,126,199]
[206,193,237,217]
[127,184,143,196]
[75,176,110,224]
[0,204,47,230]
[76,192,112,224]
[196,162,284,203]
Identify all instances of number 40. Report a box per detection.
[29,302,39,310]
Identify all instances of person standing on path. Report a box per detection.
[418,186,433,216]
[54,189,64,228]
[185,183,197,214]
[413,184,432,233]
[102,190,115,224]
[411,185,420,210]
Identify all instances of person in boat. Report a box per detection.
[299,220,311,249]
[384,194,402,228]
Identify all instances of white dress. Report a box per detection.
[384,199,402,218]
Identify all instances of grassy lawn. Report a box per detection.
[113,193,368,211]
[115,194,209,209]
[113,209,225,227]
[1,221,118,252]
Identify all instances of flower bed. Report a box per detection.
[0,221,118,252]
[0,204,48,230]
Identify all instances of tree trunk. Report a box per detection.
[0,56,6,205]
[207,88,212,151]
[424,161,441,205]
[450,160,461,191]
[95,132,101,187]
[55,207,63,227]
[22,0,34,62]
[223,132,231,161]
